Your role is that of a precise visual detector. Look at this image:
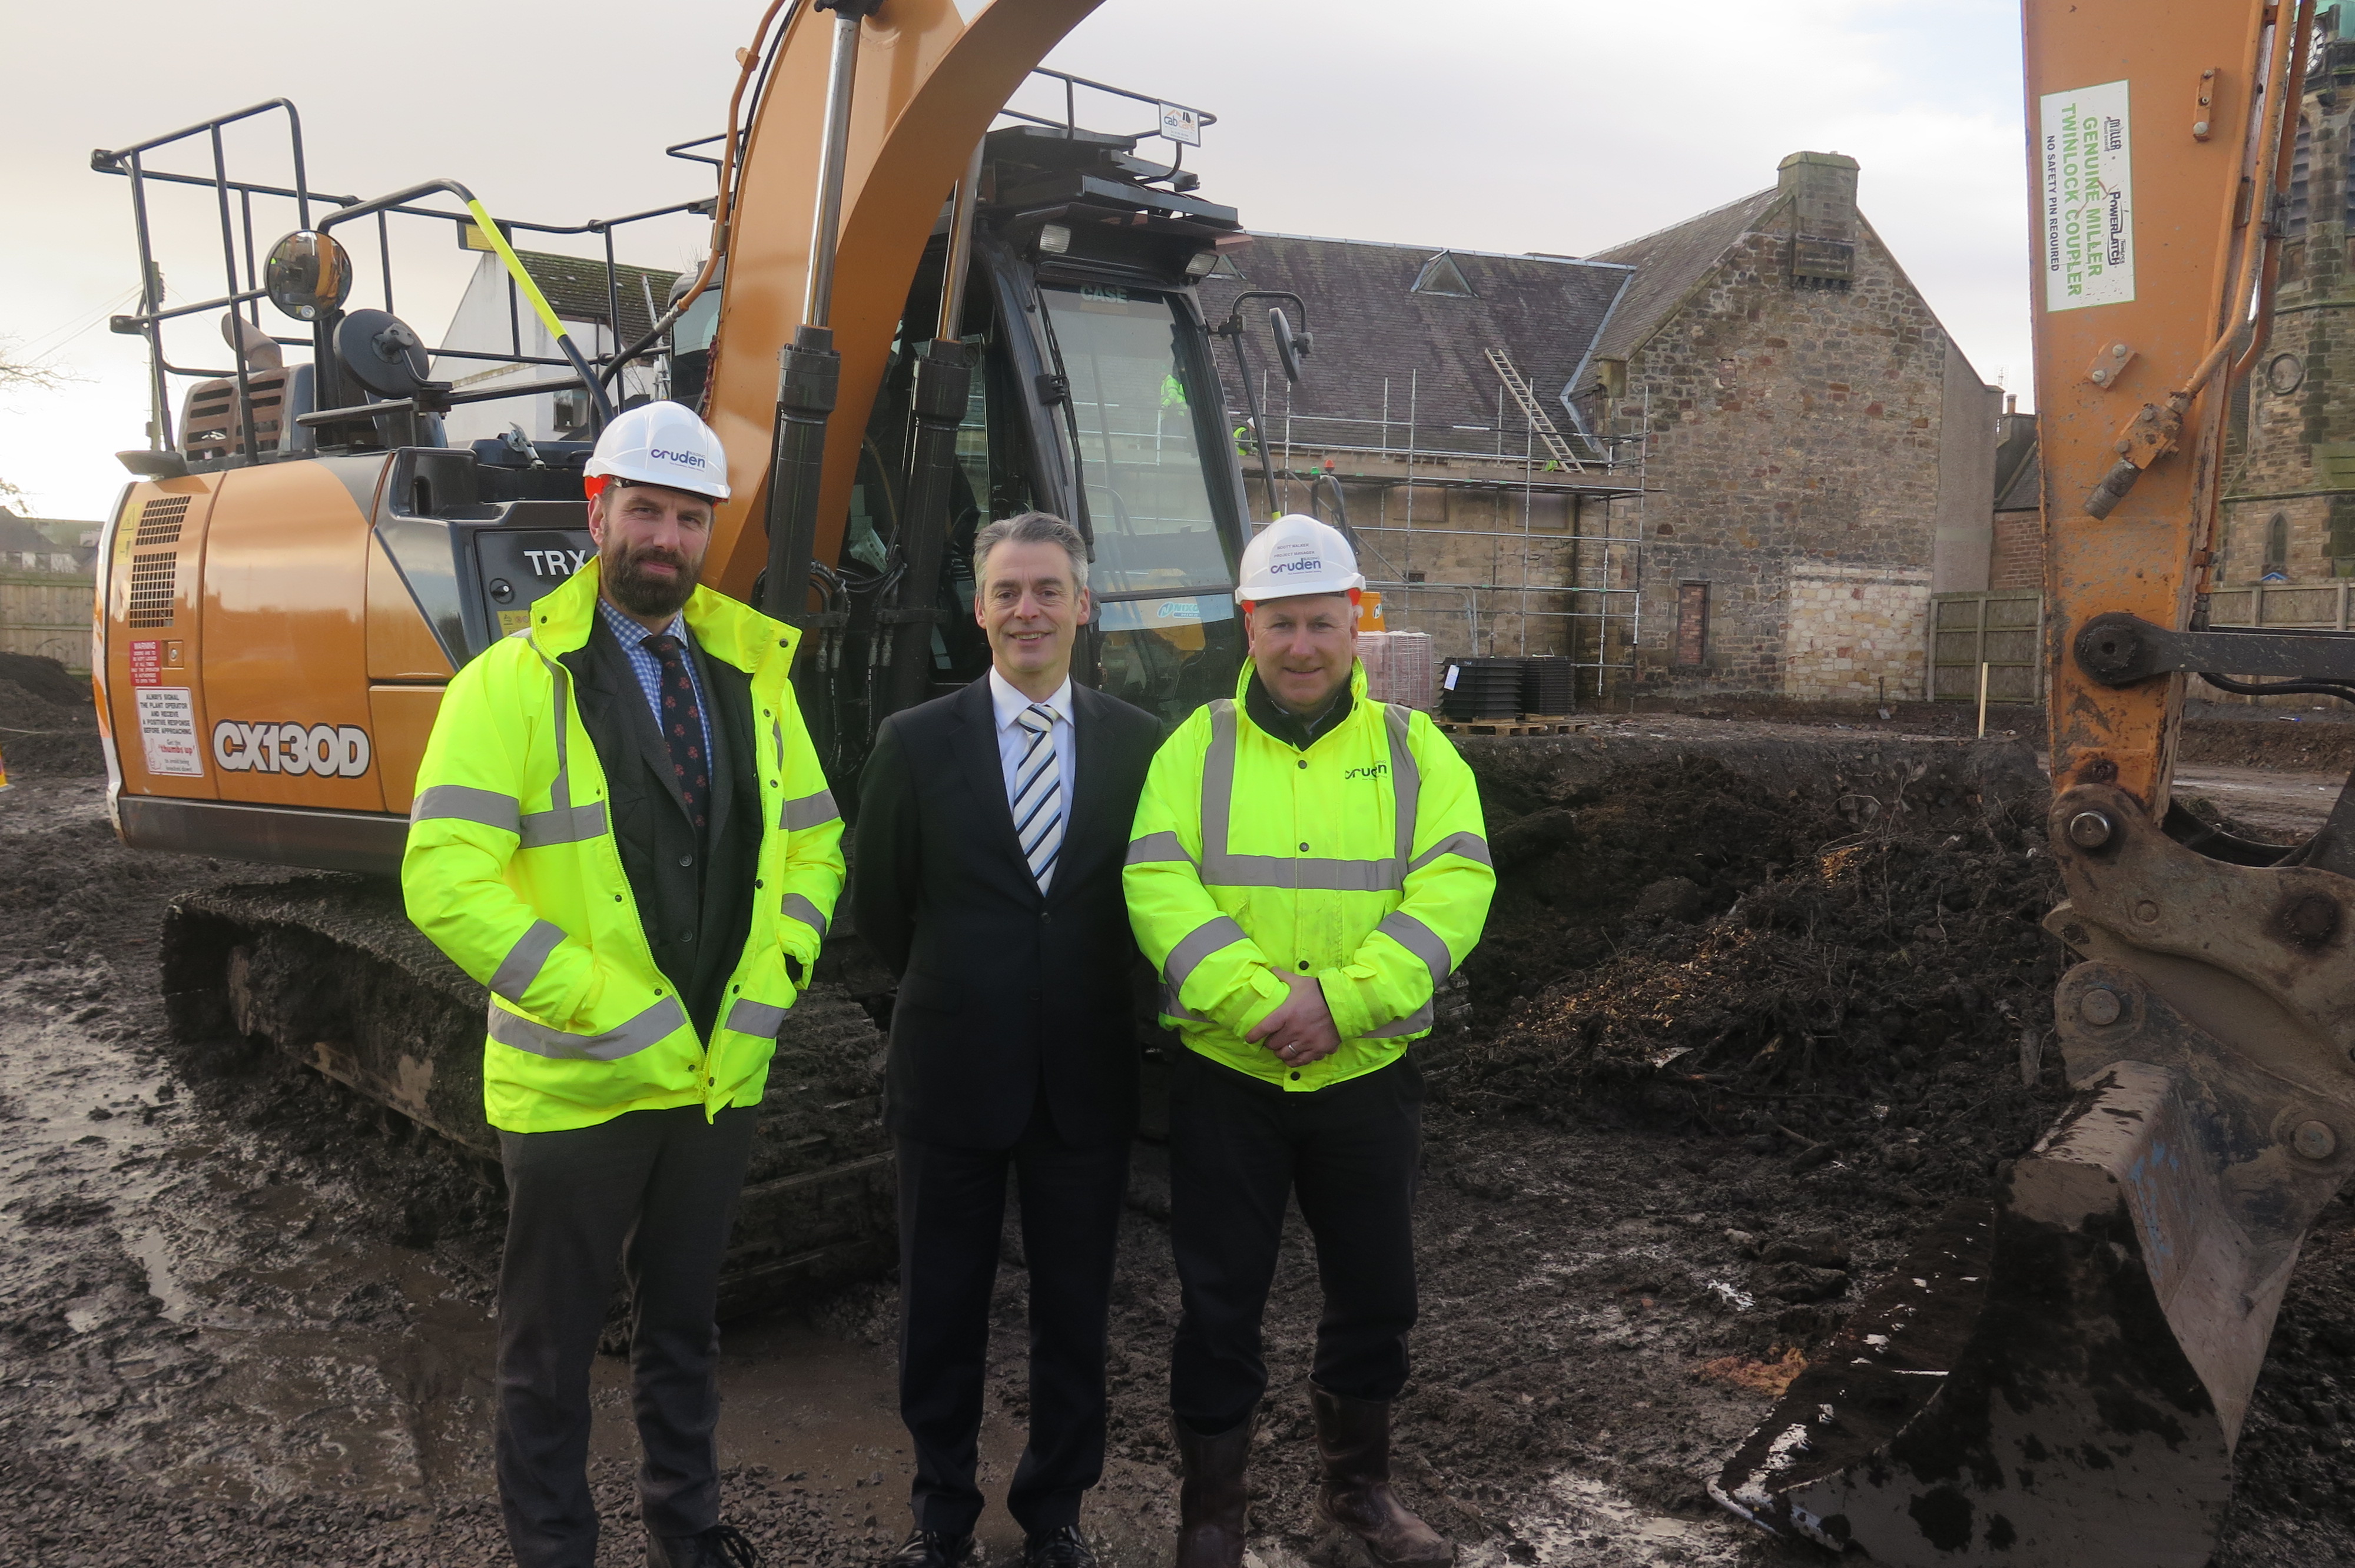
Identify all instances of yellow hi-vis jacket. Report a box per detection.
[1124,662,1494,1091]
[400,561,844,1133]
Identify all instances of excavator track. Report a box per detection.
[160,876,895,1316]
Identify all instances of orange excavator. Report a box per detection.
[88,0,1281,1306]
[1716,1,2355,1562]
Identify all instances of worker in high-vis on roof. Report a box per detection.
[402,400,843,1568]
[1125,514,1494,1568]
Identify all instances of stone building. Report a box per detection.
[1205,151,1998,701]
[2220,22,2355,586]
[1570,152,1998,699]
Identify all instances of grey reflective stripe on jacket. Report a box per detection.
[486,993,689,1061]
[413,643,606,849]
[1126,830,1190,866]
[1366,998,1435,1038]
[491,919,567,1004]
[412,783,522,833]
[1409,830,1492,872]
[781,892,829,936]
[1166,913,1249,994]
[1374,909,1451,986]
[1196,699,1419,891]
[725,997,791,1037]
[780,788,840,832]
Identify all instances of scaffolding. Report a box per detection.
[1231,365,1650,705]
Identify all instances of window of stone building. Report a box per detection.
[2288,119,2313,238]
[2264,511,2291,581]
[1674,582,1709,667]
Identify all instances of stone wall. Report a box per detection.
[1780,563,1931,700]
[1248,458,1589,668]
[1594,217,1959,697]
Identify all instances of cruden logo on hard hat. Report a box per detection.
[1236,514,1364,605]
[585,401,732,500]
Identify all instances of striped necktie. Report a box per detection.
[1011,703,1063,894]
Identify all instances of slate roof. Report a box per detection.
[1581,186,1786,367]
[0,514,56,553]
[0,511,89,571]
[512,249,682,345]
[1196,234,1633,456]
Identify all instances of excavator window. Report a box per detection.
[1037,283,1242,723]
[1038,284,1230,597]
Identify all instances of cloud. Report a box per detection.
[1,0,2031,518]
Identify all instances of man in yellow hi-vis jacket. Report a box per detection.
[403,403,843,1568]
[1125,516,1492,1568]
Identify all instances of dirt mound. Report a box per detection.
[1441,752,2071,1203]
[0,654,101,778]
[0,652,88,709]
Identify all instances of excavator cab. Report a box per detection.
[763,102,1261,778]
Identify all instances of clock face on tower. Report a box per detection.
[2267,352,2306,396]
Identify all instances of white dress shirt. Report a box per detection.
[988,667,1077,820]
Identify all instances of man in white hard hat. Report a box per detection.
[1125,516,1494,1568]
[404,401,844,1568]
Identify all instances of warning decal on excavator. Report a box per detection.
[2041,79,2135,312]
[136,689,204,777]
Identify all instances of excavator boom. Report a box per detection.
[1714,4,2355,1563]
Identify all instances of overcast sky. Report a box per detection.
[0,0,2028,522]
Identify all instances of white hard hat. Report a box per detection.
[585,400,731,500]
[1235,514,1363,606]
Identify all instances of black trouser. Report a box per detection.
[895,1095,1130,1538]
[1167,1052,1424,1436]
[495,1103,758,1568]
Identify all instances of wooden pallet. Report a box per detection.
[1432,716,1586,737]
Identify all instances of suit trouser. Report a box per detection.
[1167,1051,1424,1436]
[495,1103,758,1568]
[895,1095,1130,1537]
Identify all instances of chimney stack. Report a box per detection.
[1780,151,1860,287]
[1777,151,1860,242]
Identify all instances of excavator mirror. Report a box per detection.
[263,230,353,322]
[1269,308,1310,384]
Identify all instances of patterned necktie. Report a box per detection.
[1011,703,1063,894]
[641,633,711,836]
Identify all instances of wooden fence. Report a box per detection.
[0,572,94,672]
[1928,589,2043,703]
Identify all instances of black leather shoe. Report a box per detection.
[1022,1525,1096,1568]
[884,1529,979,1568]
[648,1523,760,1568]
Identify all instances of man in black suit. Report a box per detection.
[854,511,1163,1568]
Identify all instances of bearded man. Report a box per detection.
[403,401,844,1568]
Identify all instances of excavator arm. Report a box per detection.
[698,0,1104,599]
[1714,4,2355,1563]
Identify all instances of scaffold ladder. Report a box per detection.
[1484,347,1587,471]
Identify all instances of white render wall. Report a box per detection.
[430,254,661,446]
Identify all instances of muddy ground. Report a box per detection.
[5,679,2355,1566]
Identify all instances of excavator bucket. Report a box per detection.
[1711,786,2355,1565]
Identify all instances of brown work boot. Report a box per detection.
[1173,1410,1255,1568]
[1309,1385,1453,1568]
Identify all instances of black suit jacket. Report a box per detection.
[854,675,1163,1149]
[561,613,759,1039]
